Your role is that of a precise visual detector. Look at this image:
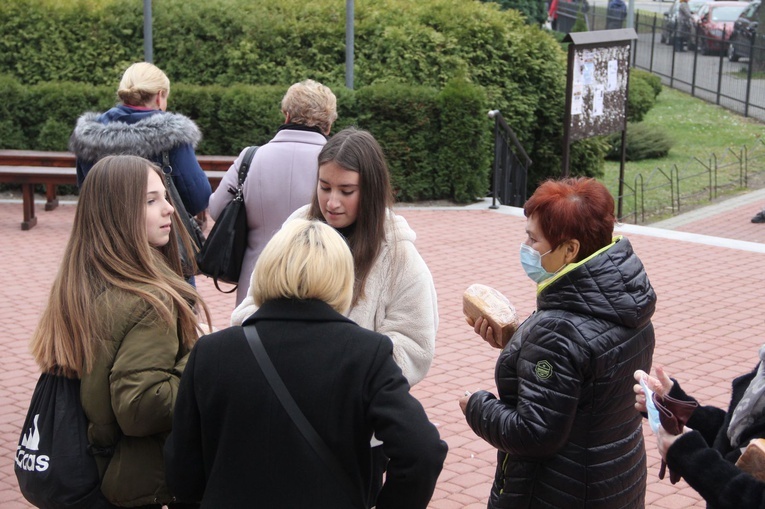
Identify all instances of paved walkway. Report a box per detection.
[1,191,764,508]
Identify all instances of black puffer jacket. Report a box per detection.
[465,236,656,509]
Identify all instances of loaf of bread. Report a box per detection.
[463,284,519,346]
[736,438,765,482]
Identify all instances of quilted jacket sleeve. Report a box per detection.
[465,315,589,457]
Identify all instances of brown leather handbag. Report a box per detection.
[653,393,698,484]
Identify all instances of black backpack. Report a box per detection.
[15,373,113,509]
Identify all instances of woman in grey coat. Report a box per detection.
[207,79,337,304]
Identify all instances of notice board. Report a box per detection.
[568,44,630,140]
[561,29,636,181]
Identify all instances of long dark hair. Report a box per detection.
[308,127,394,305]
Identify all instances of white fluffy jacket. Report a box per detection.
[231,205,438,386]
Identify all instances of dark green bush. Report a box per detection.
[631,68,662,99]
[605,122,673,161]
[0,75,26,149]
[356,84,440,201]
[572,11,589,32]
[436,79,490,203]
[0,75,488,203]
[569,137,609,178]
[481,0,547,26]
[627,72,656,123]
[0,0,597,191]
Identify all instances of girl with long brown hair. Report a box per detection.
[30,154,210,508]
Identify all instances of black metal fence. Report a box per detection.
[579,4,765,122]
[615,138,765,223]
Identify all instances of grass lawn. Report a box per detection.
[601,87,765,223]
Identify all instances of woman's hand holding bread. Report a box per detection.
[463,284,519,349]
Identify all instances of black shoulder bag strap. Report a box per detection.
[161,151,204,249]
[234,146,259,195]
[243,325,364,508]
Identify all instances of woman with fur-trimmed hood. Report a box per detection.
[69,62,211,216]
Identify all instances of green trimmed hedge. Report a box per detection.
[0,0,608,190]
[0,75,489,203]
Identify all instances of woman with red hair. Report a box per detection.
[460,178,657,509]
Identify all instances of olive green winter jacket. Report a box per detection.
[80,286,189,507]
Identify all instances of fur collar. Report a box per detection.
[69,110,202,162]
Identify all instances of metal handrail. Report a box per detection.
[488,110,532,209]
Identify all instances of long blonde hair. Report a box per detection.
[30,155,210,378]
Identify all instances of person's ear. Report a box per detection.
[563,239,580,264]
[284,112,291,124]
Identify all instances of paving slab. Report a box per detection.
[1,194,764,508]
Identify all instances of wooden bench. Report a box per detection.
[0,150,234,230]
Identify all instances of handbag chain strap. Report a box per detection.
[243,325,364,508]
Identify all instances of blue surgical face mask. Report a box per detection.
[519,243,556,283]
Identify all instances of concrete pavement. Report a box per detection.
[1,191,764,508]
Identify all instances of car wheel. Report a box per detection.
[728,38,740,61]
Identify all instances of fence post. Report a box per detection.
[691,32,699,96]
[635,173,644,223]
[632,11,640,66]
[716,27,725,105]
[744,35,755,117]
[670,32,677,87]
[649,15,657,72]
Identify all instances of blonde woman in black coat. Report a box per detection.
[164,219,447,509]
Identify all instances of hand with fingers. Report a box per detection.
[459,390,472,415]
[466,316,504,349]
[633,366,674,413]
[657,424,691,461]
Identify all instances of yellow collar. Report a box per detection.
[536,236,622,294]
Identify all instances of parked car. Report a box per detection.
[690,1,749,54]
[728,0,760,61]
[661,0,708,44]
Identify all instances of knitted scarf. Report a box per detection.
[728,345,765,448]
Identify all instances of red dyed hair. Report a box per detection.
[523,178,615,261]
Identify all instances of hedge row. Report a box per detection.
[0,75,490,203]
[0,0,606,187]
